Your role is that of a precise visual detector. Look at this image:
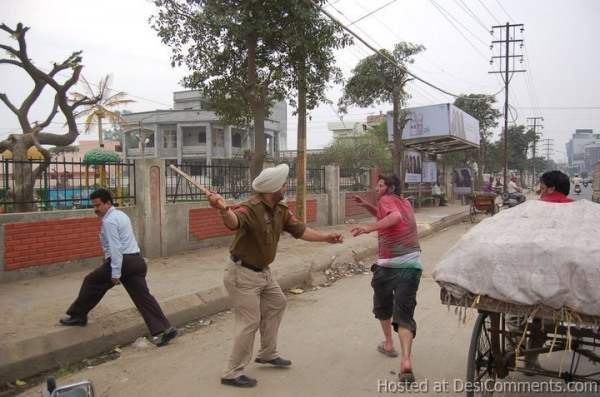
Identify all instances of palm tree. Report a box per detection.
[71,75,134,148]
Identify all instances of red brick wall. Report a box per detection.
[189,208,237,241]
[4,217,103,271]
[286,199,317,223]
[345,191,376,218]
[189,199,317,241]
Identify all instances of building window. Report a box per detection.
[145,132,155,148]
[162,126,177,149]
[265,135,273,155]
[213,127,224,147]
[231,128,244,148]
[182,126,206,146]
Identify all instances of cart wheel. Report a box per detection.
[466,313,497,397]
[469,206,477,223]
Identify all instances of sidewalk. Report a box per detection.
[0,204,468,384]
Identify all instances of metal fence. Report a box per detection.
[166,162,253,202]
[0,159,135,213]
[166,162,326,202]
[287,167,326,195]
[339,168,371,191]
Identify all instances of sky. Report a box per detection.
[2,0,600,163]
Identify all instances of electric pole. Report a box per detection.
[489,23,526,190]
[542,138,554,161]
[527,116,543,186]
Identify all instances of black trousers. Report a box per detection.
[67,254,171,335]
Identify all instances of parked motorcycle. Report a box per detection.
[501,192,526,208]
[43,377,95,397]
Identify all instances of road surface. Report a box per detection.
[569,183,593,201]
[16,222,598,397]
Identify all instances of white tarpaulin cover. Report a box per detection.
[432,200,600,316]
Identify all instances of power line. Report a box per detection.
[455,0,490,33]
[344,0,502,96]
[495,0,515,22]
[477,0,501,24]
[313,0,501,100]
[348,0,398,26]
[430,0,489,48]
[428,0,490,60]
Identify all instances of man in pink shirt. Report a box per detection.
[351,175,422,383]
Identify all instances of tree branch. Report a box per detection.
[0,44,19,57]
[34,95,60,130]
[0,93,19,116]
[30,127,52,179]
[0,58,22,67]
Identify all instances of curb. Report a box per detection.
[0,210,469,384]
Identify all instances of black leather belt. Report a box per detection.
[240,262,264,272]
[124,252,141,256]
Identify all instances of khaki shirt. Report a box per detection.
[230,195,306,269]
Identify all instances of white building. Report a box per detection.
[565,129,600,173]
[122,90,287,164]
[327,114,386,141]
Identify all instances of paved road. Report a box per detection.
[569,183,593,201]
[16,222,599,397]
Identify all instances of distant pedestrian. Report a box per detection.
[207,164,343,388]
[351,175,422,384]
[59,188,177,347]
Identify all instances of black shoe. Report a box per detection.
[221,375,257,388]
[59,316,87,327]
[255,357,292,367]
[153,327,178,347]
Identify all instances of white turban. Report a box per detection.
[252,164,290,193]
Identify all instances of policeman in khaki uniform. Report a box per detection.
[206,164,343,388]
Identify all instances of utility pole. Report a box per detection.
[542,138,554,161]
[489,23,526,190]
[527,116,543,186]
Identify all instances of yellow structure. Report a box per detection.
[1,146,45,160]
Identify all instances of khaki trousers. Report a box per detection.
[222,263,287,379]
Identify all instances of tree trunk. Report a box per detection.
[296,58,307,222]
[98,115,104,148]
[391,92,405,191]
[11,138,35,213]
[477,135,486,190]
[246,32,264,179]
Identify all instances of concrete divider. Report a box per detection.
[0,209,469,384]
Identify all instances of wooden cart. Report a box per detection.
[441,288,600,396]
[469,192,499,223]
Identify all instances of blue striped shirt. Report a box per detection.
[101,207,140,278]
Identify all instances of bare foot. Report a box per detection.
[400,357,413,374]
[383,340,394,352]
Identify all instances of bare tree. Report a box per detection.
[0,23,99,211]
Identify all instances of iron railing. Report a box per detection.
[166,162,326,202]
[0,159,135,213]
[166,162,253,201]
[339,168,371,191]
[287,167,326,194]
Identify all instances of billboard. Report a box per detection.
[386,104,480,146]
[422,161,438,183]
[452,168,474,195]
[404,150,422,183]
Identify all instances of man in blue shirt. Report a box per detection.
[60,189,177,347]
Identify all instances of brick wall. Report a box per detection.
[189,199,317,241]
[4,218,103,271]
[345,191,376,218]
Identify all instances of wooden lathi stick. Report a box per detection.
[168,164,212,195]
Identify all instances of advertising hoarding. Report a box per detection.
[386,104,480,147]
